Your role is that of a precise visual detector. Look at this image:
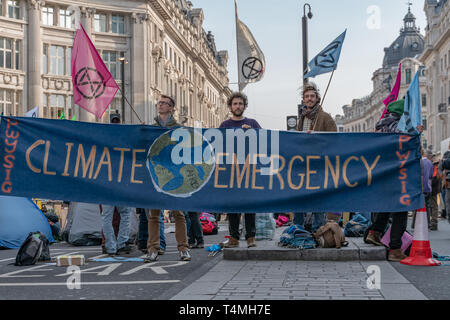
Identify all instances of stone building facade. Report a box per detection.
[0,0,232,126]
[420,0,449,154]
[336,7,429,148]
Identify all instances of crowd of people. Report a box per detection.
[99,83,450,263]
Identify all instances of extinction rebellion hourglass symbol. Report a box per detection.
[74,67,106,99]
[242,57,264,80]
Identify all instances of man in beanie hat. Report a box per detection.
[374,99,404,133]
[366,99,424,261]
[293,83,337,233]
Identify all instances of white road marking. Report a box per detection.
[88,254,108,261]
[0,280,180,286]
[0,265,52,278]
[120,261,189,275]
[50,248,101,251]
[0,257,16,263]
[55,263,122,277]
[0,251,79,264]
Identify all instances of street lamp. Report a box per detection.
[119,56,127,123]
[302,3,313,87]
[299,3,313,118]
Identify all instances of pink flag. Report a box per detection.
[72,25,118,119]
[379,63,402,120]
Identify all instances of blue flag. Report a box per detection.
[304,30,346,79]
[398,71,422,134]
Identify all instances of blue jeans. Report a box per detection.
[293,212,325,233]
[139,210,166,250]
[102,205,132,254]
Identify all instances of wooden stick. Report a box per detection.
[320,69,335,109]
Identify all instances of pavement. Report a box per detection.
[222,225,386,261]
[171,260,427,300]
[170,217,450,300]
[1,217,449,300]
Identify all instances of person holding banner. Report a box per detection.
[144,95,191,262]
[294,83,337,232]
[220,92,261,248]
[101,114,134,256]
[366,100,424,261]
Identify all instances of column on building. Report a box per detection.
[26,0,45,113]
[131,12,148,124]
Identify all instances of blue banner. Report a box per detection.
[0,116,423,213]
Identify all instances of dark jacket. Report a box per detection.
[152,115,180,128]
[431,163,442,195]
[375,112,402,133]
[443,158,450,171]
[297,106,337,132]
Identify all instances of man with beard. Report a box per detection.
[219,92,261,248]
[294,83,337,233]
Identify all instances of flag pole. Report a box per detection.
[117,87,144,124]
[235,0,241,92]
[320,69,335,108]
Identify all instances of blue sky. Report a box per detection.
[192,0,427,130]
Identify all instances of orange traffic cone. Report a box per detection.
[401,206,440,266]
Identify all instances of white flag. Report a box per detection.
[235,0,265,92]
[25,106,39,118]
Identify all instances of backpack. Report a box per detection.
[344,214,369,237]
[314,221,348,248]
[279,225,317,249]
[275,215,289,227]
[15,232,51,266]
[200,213,218,235]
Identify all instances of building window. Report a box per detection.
[111,15,124,34]
[49,94,66,119]
[154,61,158,86]
[59,9,73,28]
[405,68,412,84]
[100,98,120,123]
[102,51,123,79]
[422,116,427,130]
[422,94,427,107]
[8,1,20,19]
[94,14,107,32]
[0,89,13,116]
[67,47,72,76]
[15,40,20,70]
[0,37,13,69]
[43,45,47,74]
[49,45,65,75]
[42,7,54,26]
